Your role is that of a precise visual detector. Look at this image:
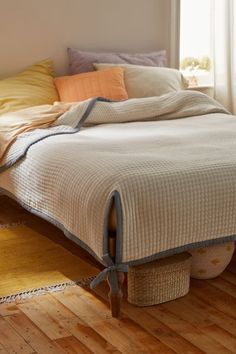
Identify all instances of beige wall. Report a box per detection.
[0,0,171,78]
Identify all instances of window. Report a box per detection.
[180,0,213,87]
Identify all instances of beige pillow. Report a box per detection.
[94,63,187,98]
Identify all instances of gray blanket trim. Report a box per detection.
[102,191,123,264]
[0,97,112,174]
[1,185,236,274]
[93,190,126,292]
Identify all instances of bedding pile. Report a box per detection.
[0,103,72,160]
[0,91,235,271]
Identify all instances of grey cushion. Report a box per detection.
[68,48,167,74]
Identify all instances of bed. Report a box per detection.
[1,90,236,317]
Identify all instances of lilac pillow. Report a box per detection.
[68,48,167,75]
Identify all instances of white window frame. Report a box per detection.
[170,0,180,69]
[171,0,213,88]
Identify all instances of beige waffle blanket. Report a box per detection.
[0,91,235,265]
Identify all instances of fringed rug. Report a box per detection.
[0,223,99,303]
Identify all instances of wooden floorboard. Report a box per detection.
[0,196,236,353]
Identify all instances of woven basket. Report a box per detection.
[128,252,191,306]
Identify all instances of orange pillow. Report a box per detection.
[54,67,128,102]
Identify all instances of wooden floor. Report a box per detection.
[0,196,236,354]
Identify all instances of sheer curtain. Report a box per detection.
[213,0,236,113]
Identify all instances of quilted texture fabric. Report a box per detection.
[0,59,59,115]
[1,91,234,266]
[54,67,128,102]
[68,48,167,74]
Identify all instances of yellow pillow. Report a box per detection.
[54,67,128,102]
[0,59,59,115]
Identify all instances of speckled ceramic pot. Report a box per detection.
[189,242,235,279]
